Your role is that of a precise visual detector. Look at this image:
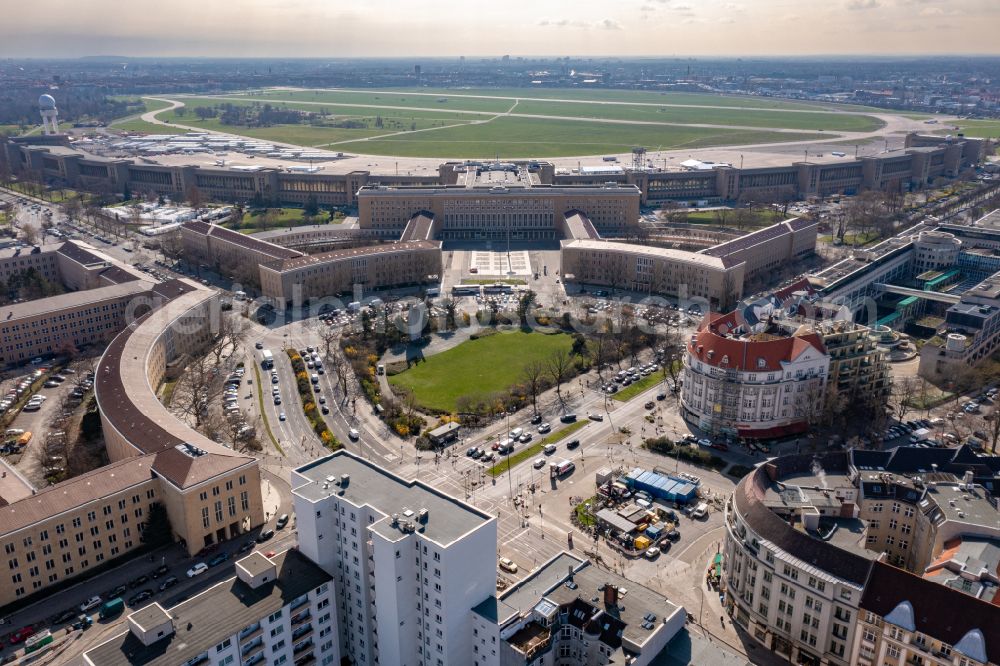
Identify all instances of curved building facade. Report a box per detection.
[723,453,874,666]
[681,312,828,438]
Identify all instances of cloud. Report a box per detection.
[846,0,879,8]
[537,17,622,30]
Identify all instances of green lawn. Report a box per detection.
[487,420,589,477]
[681,208,785,228]
[511,99,882,132]
[612,372,667,402]
[334,116,824,159]
[941,119,1000,139]
[388,330,573,413]
[256,87,873,112]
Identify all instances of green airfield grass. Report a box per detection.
[388,330,573,413]
[334,116,825,158]
[944,119,1000,139]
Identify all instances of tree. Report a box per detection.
[186,184,204,211]
[547,348,573,405]
[140,502,173,546]
[890,377,919,423]
[517,290,537,328]
[304,195,319,217]
[171,353,225,428]
[207,312,249,368]
[20,225,38,246]
[521,360,547,417]
[979,412,1000,454]
[442,299,457,331]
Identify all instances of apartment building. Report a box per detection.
[681,312,829,439]
[723,447,1000,666]
[82,549,340,666]
[814,320,892,411]
[292,450,497,666]
[853,559,1000,666]
[471,552,685,666]
[699,216,818,285]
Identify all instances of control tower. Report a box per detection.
[38,94,59,136]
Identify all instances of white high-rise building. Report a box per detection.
[292,451,497,666]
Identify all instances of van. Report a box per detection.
[690,502,709,519]
[5,428,24,437]
[17,432,32,447]
[99,598,124,620]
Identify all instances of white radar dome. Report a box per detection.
[38,94,56,110]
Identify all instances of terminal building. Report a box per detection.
[2,132,989,209]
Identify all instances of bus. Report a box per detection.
[451,285,480,297]
[25,630,53,654]
[260,349,274,369]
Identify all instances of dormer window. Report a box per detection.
[758,358,767,369]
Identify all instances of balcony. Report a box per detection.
[290,596,309,613]
[239,626,263,644]
[292,624,314,642]
[241,640,264,661]
[294,656,316,666]
[245,654,265,666]
[291,611,311,628]
[293,639,315,655]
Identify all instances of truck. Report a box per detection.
[24,629,52,654]
[260,349,274,369]
[99,597,125,620]
[910,427,931,443]
[550,459,576,478]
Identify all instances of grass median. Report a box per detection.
[253,364,284,455]
[487,419,588,477]
[612,373,666,402]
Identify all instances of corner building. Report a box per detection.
[292,451,497,666]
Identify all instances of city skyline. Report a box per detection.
[2,0,1000,58]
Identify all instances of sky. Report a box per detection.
[2,0,998,58]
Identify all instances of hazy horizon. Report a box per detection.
[1,0,998,59]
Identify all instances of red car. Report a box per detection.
[9,626,35,645]
[711,442,729,452]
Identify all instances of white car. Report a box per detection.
[348,428,360,440]
[80,596,102,612]
[279,412,286,421]
[544,444,557,455]
[498,557,518,574]
[537,423,551,434]
[644,547,661,559]
[187,563,208,578]
[533,458,546,469]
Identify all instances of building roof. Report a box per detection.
[400,211,437,242]
[701,218,814,258]
[0,456,155,537]
[687,312,827,372]
[182,221,302,261]
[861,559,1000,663]
[0,279,154,323]
[561,239,738,270]
[95,287,257,489]
[734,453,875,586]
[267,240,440,272]
[500,552,586,615]
[293,450,493,547]
[82,550,331,666]
[563,210,601,240]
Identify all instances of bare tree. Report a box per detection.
[185,184,204,211]
[171,353,225,428]
[207,313,249,368]
[521,360,548,417]
[978,412,1000,454]
[442,299,458,331]
[547,348,573,405]
[890,377,919,423]
[21,225,38,246]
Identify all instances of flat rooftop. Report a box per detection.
[269,240,439,272]
[924,483,1000,531]
[293,450,493,547]
[500,552,585,614]
[562,238,738,269]
[0,279,153,322]
[82,550,330,666]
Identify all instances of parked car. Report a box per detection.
[108,584,127,598]
[276,514,289,529]
[128,589,153,606]
[208,552,230,567]
[498,557,518,574]
[533,458,546,469]
[644,547,661,559]
[158,576,179,592]
[348,428,360,440]
[537,422,551,434]
[80,596,102,612]
[256,529,275,543]
[8,627,35,645]
[129,574,149,588]
[186,563,208,578]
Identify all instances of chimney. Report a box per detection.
[604,584,619,607]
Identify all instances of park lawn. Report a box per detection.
[612,372,667,402]
[232,208,344,232]
[818,231,881,247]
[335,116,824,159]
[461,278,526,285]
[176,96,493,124]
[682,208,784,228]
[487,420,589,477]
[388,330,573,413]
[0,125,26,137]
[153,112,385,146]
[511,99,883,132]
